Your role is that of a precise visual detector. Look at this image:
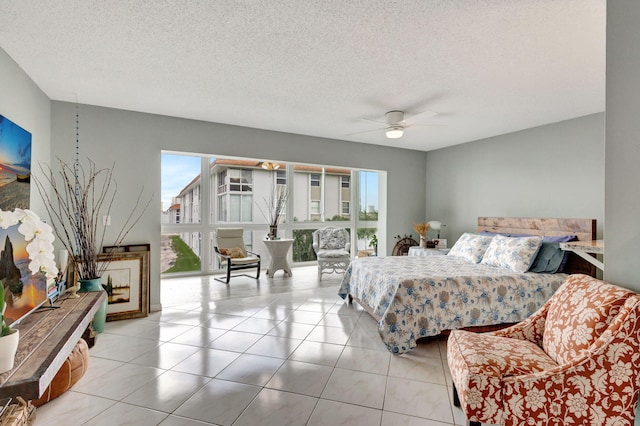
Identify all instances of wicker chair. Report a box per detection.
[312,227,350,280]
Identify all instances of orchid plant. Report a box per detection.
[0,208,58,337]
[0,208,58,284]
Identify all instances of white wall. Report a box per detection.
[0,47,51,213]
[51,101,427,309]
[605,2,640,293]
[425,113,605,243]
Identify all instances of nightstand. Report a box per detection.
[408,247,450,256]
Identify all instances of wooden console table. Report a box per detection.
[0,291,106,400]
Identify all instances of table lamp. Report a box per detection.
[427,220,443,238]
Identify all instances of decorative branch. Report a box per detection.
[414,223,430,237]
[258,184,288,227]
[34,158,152,281]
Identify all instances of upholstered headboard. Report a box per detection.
[477,217,597,276]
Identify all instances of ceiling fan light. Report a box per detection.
[260,162,280,170]
[386,128,404,139]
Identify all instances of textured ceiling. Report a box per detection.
[0,0,605,152]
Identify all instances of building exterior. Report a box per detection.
[165,159,353,268]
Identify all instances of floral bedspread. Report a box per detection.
[338,255,567,354]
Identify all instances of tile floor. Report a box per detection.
[34,266,471,426]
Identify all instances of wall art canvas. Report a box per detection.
[0,223,47,326]
[0,114,32,210]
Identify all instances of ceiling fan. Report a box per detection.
[349,110,441,139]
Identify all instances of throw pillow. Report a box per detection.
[447,233,494,263]
[481,235,543,273]
[319,229,346,250]
[219,247,245,258]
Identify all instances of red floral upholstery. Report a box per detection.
[447,274,640,426]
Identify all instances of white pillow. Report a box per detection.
[447,233,494,263]
[480,235,543,273]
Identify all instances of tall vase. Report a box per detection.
[420,235,427,248]
[0,329,19,373]
[78,278,108,333]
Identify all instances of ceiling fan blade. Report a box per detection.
[358,117,386,125]
[406,110,438,123]
[409,123,447,128]
[346,127,386,136]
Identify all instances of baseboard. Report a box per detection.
[150,303,162,312]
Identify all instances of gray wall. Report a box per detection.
[425,113,605,243]
[605,2,640,292]
[0,47,51,213]
[51,101,428,309]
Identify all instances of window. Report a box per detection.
[356,170,380,252]
[241,170,252,192]
[218,170,227,194]
[226,169,253,192]
[311,200,320,214]
[218,168,253,222]
[218,195,227,222]
[342,201,350,215]
[162,152,385,276]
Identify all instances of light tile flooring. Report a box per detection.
[34,266,469,426]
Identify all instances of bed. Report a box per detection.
[338,217,596,354]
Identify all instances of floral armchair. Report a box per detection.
[312,227,351,280]
[447,274,640,426]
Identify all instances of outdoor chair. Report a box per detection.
[214,228,261,284]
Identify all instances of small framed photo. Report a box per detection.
[97,251,150,321]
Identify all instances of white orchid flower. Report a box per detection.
[15,208,41,223]
[2,208,59,285]
[0,210,21,229]
[29,254,59,282]
[26,239,55,259]
[18,217,54,242]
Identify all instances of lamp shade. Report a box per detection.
[427,220,442,231]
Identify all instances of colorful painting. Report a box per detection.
[0,114,32,210]
[0,223,47,326]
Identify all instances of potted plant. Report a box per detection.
[0,208,58,373]
[414,223,430,248]
[259,184,288,240]
[0,283,20,373]
[370,234,378,256]
[34,158,150,332]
